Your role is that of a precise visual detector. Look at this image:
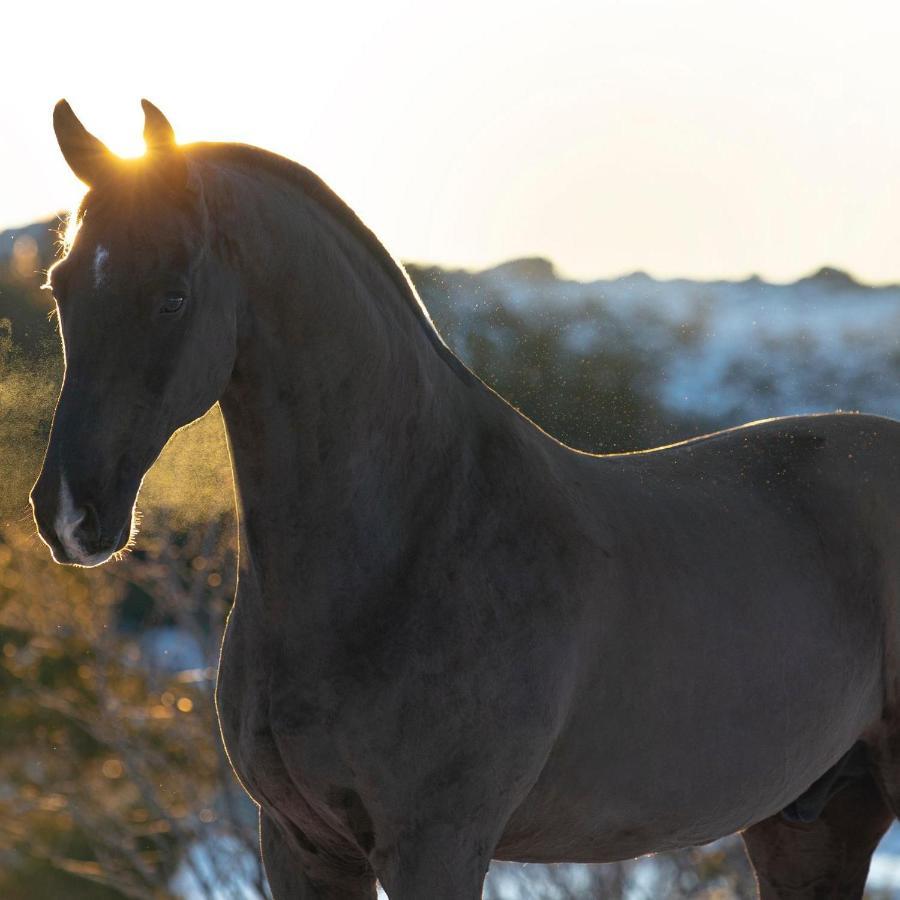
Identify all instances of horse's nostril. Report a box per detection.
[75,503,103,550]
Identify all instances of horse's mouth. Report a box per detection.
[31,476,134,568]
[37,515,131,568]
[52,525,130,567]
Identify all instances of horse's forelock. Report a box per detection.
[74,161,206,246]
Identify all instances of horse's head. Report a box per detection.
[30,101,237,566]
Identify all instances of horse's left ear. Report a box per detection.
[142,99,176,150]
[141,99,186,189]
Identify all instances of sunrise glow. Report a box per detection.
[3,0,900,283]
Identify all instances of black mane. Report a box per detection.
[186,142,472,381]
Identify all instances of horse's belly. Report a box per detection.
[497,610,884,862]
[498,719,876,863]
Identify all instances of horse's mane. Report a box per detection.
[186,142,473,381]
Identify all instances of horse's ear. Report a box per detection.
[53,100,114,187]
[141,99,187,190]
[141,99,176,150]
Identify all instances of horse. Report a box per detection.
[29,100,900,899]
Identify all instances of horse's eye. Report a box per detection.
[160,293,185,315]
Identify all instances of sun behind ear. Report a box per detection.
[140,99,187,190]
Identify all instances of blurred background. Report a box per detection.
[3,1,900,897]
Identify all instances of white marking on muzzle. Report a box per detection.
[55,476,84,553]
[93,245,109,289]
[54,476,111,567]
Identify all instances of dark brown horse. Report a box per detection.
[31,101,900,899]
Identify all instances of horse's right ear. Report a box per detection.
[53,100,113,187]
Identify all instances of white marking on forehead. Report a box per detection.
[92,245,109,288]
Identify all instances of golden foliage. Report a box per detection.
[0,512,264,899]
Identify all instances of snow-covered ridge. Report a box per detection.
[410,258,900,427]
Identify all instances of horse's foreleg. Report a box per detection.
[260,812,377,900]
[741,772,891,899]
[374,823,492,900]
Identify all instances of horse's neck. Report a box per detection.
[215,172,509,604]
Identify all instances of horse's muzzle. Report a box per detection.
[30,472,130,567]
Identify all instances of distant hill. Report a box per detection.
[409,258,900,434]
[0,218,62,349]
[0,218,60,263]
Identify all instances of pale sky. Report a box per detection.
[2,0,900,283]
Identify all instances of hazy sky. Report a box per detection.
[3,0,900,282]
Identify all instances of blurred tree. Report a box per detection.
[0,517,263,899]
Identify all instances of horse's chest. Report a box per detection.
[219,683,368,860]
[216,612,355,814]
[217,650,288,805]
